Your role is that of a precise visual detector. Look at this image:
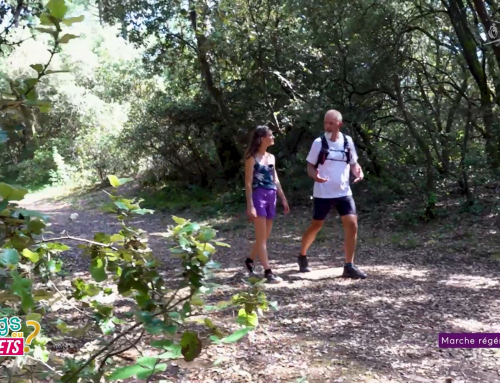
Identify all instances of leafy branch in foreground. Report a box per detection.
[0,175,278,382]
[0,0,84,115]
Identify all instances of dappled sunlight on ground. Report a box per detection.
[18,186,500,382]
[438,274,499,289]
[447,318,500,333]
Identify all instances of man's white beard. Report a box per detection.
[325,131,333,140]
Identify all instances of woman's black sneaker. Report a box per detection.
[297,255,311,272]
[342,263,367,279]
[245,258,257,276]
[265,269,282,283]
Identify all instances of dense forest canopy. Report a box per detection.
[0,1,499,382]
[1,0,500,215]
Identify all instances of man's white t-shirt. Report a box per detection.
[306,133,358,199]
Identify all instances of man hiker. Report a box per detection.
[297,109,367,279]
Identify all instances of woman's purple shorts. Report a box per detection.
[252,187,277,219]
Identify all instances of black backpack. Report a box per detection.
[314,132,350,169]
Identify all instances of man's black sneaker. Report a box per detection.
[342,263,367,279]
[297,256,311,272]
[265,271,282,284]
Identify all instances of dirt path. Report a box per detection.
[20,187,500,383]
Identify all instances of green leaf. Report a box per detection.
[205,260,221,269]
[90,258,107,282]
[0,183,28,201]
[10,273,34,312]
[165,325,178,334]
[47,260,62,273]
[94,232,111,244]
[56,319,69,333]
[30,64,44,73]
[136,363,167,380]
[178,223,200,235]
[61,15,85,26]
[180,331,202,362]
[44,242,68,251]
[172,216,187,225]
[45,70,70,75]
[33,345,49,362]
[107,365,149,381]
[221,327,252,343]
[213,356,225,366]
[150,340,173,349]
[35,27,57,37]
[24,99,52,113]
[113,201,128,211]
[99,318,116,335]
[16,209,49,221]
[22,249,40,263]
[214,241,231,247]
[47,0,68,19]
[39,13,54,25]
[197,228,216,242]
[269,301,279,311]
[107,175,132,187]
[131,208,154,215]
[237,308,258,327]
[209,335,221,344]
[33,289,54,301]
[157,343,182,359]
[9,234,32,251]
[26,313,42,322]
[0,249,19,266]
[58,33,78,44]
[28,219,46,235]
[107,357,166,381]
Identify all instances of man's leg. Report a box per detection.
[298,198,331,272]
[300,220,324,256]
[341,214,357,263]
[337,196,367,279]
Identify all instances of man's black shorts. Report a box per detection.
[313,196,357,220]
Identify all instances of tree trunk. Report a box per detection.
[472,0,500,71]
[460,107,474,205]
[98,0,104,26]
[394,75,436,217]
[189,6,242,181]
[352,122,382,177]
[444,0,500,169]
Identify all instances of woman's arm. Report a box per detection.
[245,157,256,214]
[272,155,290,213]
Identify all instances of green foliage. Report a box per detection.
[0,176,276,381]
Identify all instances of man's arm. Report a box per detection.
[306,140,328,183]
[307,162,317,179]
[350,162,364,183]
[348,136,363,183]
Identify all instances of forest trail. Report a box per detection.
[20,186,500,383]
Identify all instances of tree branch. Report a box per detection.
[38,234,118,251]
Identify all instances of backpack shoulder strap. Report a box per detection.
[321,134,328,150]
[342,133,350,164]
[315,134,329,168]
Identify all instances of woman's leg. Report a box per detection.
[249,219,273,261]
[253,216,270,270]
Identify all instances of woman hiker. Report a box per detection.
[244,125,290,283]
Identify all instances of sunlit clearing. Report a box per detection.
[439,274,499,289]
[448,318,500,332]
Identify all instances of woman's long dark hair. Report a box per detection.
[245,125,271,159]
